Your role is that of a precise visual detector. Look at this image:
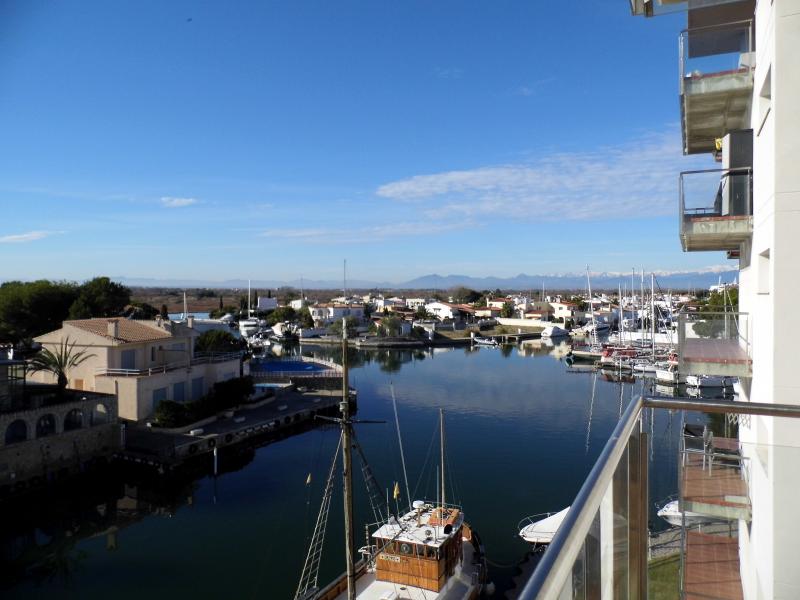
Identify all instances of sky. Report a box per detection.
[0,0,733,285]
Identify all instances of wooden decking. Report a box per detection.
[682,338,750,366]
[682,446,750,520]
[684,531,743,600]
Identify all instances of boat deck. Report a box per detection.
[330,537,480,600]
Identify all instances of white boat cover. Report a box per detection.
[519,507,570,544]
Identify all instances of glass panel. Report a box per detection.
[613,445,630,600]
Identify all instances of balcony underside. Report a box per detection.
[681,72,753,154]
[681,215,752,251]
[681,338,752,377]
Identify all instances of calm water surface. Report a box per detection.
[2,342,692,599]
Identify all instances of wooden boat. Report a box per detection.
[295,324,486,600]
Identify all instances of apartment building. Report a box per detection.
[523,2,800,598]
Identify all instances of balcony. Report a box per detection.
[678,312,751,377]
[95,351,241,377]
[629,0,752,18]
[519,397,800,600]
[679,21,754,154]
[680,168,752,252]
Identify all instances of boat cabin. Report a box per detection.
[372,502,466,593]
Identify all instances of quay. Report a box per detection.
[119,386,352,473]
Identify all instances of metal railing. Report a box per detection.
[679,168,752,223]
[96,352,241,377]
[679,20,754,94]
[677,311,751,376]
[520,397,800,600]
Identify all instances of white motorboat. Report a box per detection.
[238,317,260,338]
[541,325,569,338]
[657,500,707,527]
[655,365,681,384]
[472,335,499,346]
[518,507,570,547]
[685,374,733,388]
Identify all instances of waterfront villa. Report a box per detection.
[523,1,800,599]
[309,303,365,327]
[30,317,241,422]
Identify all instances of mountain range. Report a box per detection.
[115,267,738,291]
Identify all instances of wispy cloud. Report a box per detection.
[260,221,472,244]
[377,127,706,222]
[161,196,198,208]
[516,77,555,96]
[0,230,60,244]
[435,67,464,80]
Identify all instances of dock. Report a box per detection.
[119,388,350,472]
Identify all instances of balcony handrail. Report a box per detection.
[522,395,800,599]
[521,395,645,599]
[679,168,753,238]
[679,19,754,87]
[680,166,751,177]
[680,18,754,37]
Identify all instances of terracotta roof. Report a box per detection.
[66,318,175,343]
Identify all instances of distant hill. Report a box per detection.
[114,267,737,291]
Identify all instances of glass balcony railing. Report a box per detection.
[629,0,751,18]
[677,311,751,377]
[679,168,752,251]
[520,397,800,600]
[679,20,754,154]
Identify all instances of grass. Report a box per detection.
[648,553,680,600]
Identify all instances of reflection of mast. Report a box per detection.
[440,408,446,512]
[586,371,596,453]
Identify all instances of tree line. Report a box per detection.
[0,277,132,344]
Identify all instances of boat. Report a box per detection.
[238,317,260,338]
[656,499,707,527]
[541,325,569,338]
[685,374,733,388]
[517,507,570,550]
[655,364,682,384]
[472,335,499,347]
[295,326,486,600]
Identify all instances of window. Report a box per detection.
[121,349,136,370]
[151,347,156,362]
[192,377,204,401]
[152,387,167,411]
[757,66,772,136]
[173,381,186,403]
[758,248,770,294]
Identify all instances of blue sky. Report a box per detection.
[0,1,732,284]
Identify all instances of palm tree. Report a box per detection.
[28,338,95,392]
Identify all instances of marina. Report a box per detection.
[0,342,693,598]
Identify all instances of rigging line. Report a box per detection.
[410,420,440,501]
[294,431,343,600]
[390,383,412,513]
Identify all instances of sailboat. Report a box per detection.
[295,323,486,600]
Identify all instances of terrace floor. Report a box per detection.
[682,448,750,520]
[684,531,743,600]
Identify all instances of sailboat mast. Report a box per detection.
[640,269,645,345]
[651,273,656,360]
[440,409,446,511]
[340,319,356,600]
[248,279,251,317]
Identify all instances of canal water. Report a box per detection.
[1,342,696,599]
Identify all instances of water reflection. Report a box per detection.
[1,343,699,598]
